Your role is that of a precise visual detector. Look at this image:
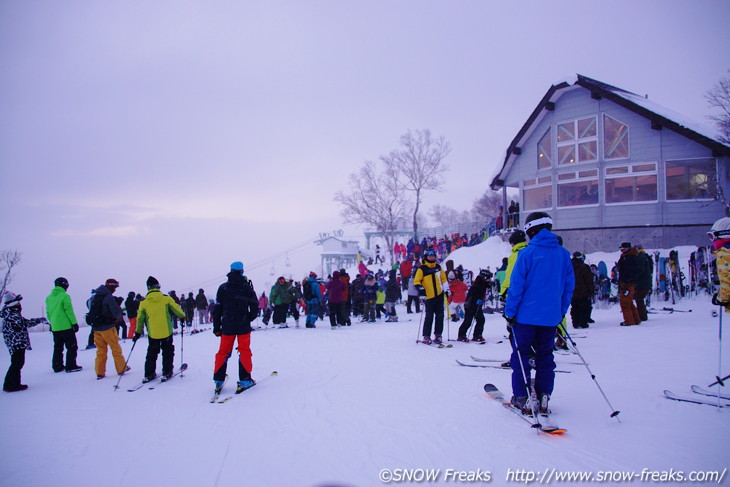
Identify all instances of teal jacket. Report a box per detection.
[45,286,78,332]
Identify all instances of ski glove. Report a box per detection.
[712,293,729,307]
[132,333,142,343]
[476,299,483,306]
[502,314,516,325]
[72,324,79,333]
[416,286,426,296]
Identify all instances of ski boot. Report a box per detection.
[214,380,225,394]
[471,337,486,343]
[510,395,532,415]
[433,336,443,345]
[456,336,469,342]
[142,374,157,384]
[236,378,256,394]
[421,336,432,345]
[538,393,550,415]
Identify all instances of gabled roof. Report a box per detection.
[490,74,730,190]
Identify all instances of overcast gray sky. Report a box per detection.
[1,0,729,312]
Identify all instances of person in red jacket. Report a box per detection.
[399,257,413,292]
[447,272,468,322]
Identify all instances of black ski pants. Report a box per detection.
[422,294,445,338]
[328,302,346,327]
[4,349,25,389]
[145,336,174,378]
[52,329,79,371]
[570,297,592,327]
[458,304,485,339]
[406,295,420,313]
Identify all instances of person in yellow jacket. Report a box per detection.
[134,276,186,382]
[413,250,449,345]
[500,230,528,296]
[710,217,730,312]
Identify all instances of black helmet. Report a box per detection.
[572,251,585,261]
[54,277,69,289]
[508,230,526,245]
[524,211,553,239]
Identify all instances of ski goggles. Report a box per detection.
[708,229,730,241]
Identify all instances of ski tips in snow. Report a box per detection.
[483,383,566,435]
[663,389,730,407]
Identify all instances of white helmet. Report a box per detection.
[709,217,730,240]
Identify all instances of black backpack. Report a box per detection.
[303,280,316,301]
[85,293,107,327]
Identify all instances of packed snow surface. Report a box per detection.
[1,239,728,487]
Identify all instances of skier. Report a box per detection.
[325,271,347,328]
[634,245,653,322]
[405,269,421,314]
[570,252,594,329]
[709,217,730,311]
[269,277,292,328]
[124,292,140,339]
[195,289,209,324]
[503,212,574,415]
[384,269,402,322]
[617,242,641,326]
[88,279,129,379]
[446,271,467,322]
[2,292,48,392]
[361,273,378,322]
[457,269,490,342]
[45,277,82,373]
[413,250,448,345]
[212,261,258,394]
[302,273,322,328]
[134,276,186,382]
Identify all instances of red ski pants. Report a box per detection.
[214,333,252,382]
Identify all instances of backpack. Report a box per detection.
[303,280,316,301]
[85,293,107,327]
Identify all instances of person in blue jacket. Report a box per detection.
[503,212,575,415]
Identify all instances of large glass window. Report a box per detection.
[523,177,552,210]
[557,169,599,207]
[604,163,657,204]
[666,158,717,200]
[557,116,597,165]
[603,114,629,160]
[537,129,552,169]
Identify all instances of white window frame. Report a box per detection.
[522,176,553,211]
[556,116,598,166]
[664,157,717,202]
[603,113,630,161]
[537,128,553,170]
[604,162,658,206]
[556,169,600,208]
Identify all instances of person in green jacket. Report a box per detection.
[45,277,82,373]
[269,277,292,328]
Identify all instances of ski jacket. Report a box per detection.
[89,285,123,332]
[326,271,347,304]
[500,241,527,295]
[464,276,488,310]
[125,295,139,319]
[269,282,293,306]
[136,288,186,339]
[45,286,78,332]
[339,273,350,301]
[258,295,269,310]
[504,229,575,327]
[303,277,322,302]
[214,271,258,336]
[1,305,45,354]
[195,291,208,310]
[399,260,413,281]
[715,244,730,305]
[413,261,447,300]
[385,270,402,302]
[362,277,379,300]
[447,280,468,304]
[571,258,595,300]
[350,277,365,302]
[636,251,654,289]
[618,248,640,285]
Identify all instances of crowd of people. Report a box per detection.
[4,214,729,423]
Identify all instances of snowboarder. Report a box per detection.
[134,276,186,382]
[503,212,574,415]
[212,261,258,394]
[45,277,82,373]
[2,292,48,392]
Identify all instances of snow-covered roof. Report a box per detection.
[490,74,730,190]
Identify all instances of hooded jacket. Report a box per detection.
[326,271,347,304]
[500,241,527,295]
[46,286,78,332]
[214,271,258,335]
[136,288,186,339]
[504,229,575,327]
[413,260,447,300]
[89,285,123,332]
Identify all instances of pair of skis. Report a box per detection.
[416,339,453,349]
[457,359,572,373]
[663,385,730,407]
[125,363,188,392]
[210,371,278,404]
[483,383,566,435]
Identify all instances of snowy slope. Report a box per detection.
[1,241,728,487]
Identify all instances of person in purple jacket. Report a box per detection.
[325,271,347,329]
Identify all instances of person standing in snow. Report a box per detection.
[45,277,82,373]
[709,217,730,312]
[503,212,574,415]
[405,268,421,314]
[361,273,378,322]
[325,270,347,328]
[446,271,467,322]
[634,245,653,322]
[302,273,322,328]
[413,250,448,345]
[617,242,641,326]
[195,289,209,324]
[124,292,140,339]
[384,269,402,322]
[134,276,186,382]
[570,252,594,329]
[212,261,258,394]
[457,269,490,342]
[2,292,48,392]
[269,277,292,328]
[87,279,129,379]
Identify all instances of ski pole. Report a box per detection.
[710,294,727,406]
[180,314,185,378]
[113,338,138,391]
[508,321,541,430]
[415,298,424,343]
[560,326,620,422]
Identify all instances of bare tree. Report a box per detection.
[334,161,412,263]
[381,129,451,243]
[706,69,730,144]
[471,189,503,221]
[0,250,22,299]
[429,204,472,227]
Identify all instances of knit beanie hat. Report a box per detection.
[146,276,160,289]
